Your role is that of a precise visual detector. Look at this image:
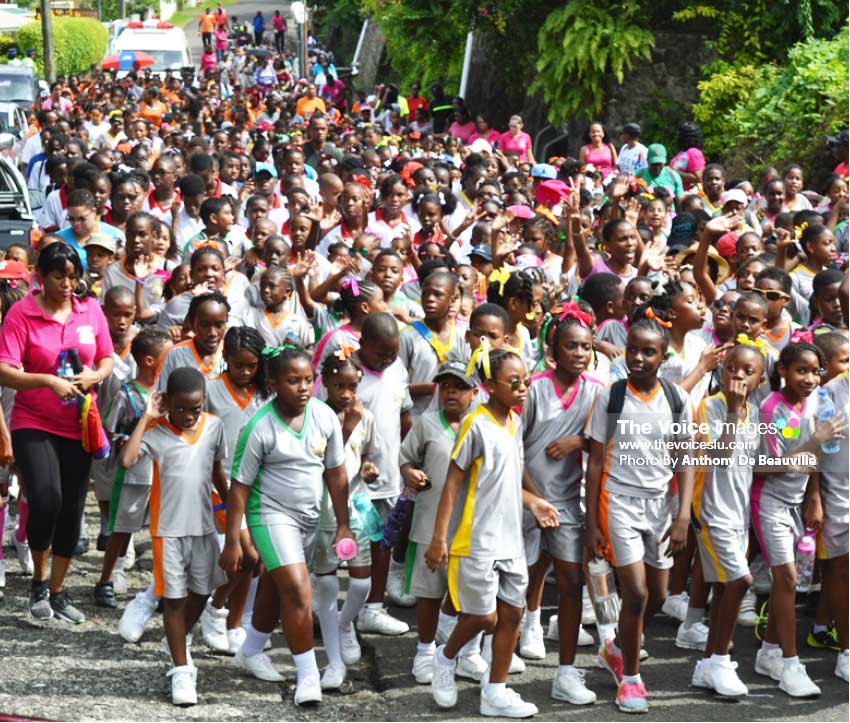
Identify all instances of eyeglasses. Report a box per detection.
[712,298,733,309]
[494,377,531,391]
[754,288,790,301]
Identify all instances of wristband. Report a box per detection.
[212,503,227,512]
[135,276,148,287]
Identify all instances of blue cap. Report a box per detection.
[531,163,557,179]
[253,161,278,178]
[469,244,492,261]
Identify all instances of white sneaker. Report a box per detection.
[160,634,193,667]
[321,662,346,690]
[519,620,546,659]
[413,648,434,684]
[124,535,136,570]
[234,650,284,682]
[339,622,361,665]
[356,606,409,635]
[578,625,594,646]
[691,659,713,689]
[200,603,230,652]
[544,616,593,646]
[227,627,246,656]
[737,590,758,626]
[436,614,457,644]
[386,567,416,608]
[552,667,596,705]
[457,652,488,682]
[113,567,128,596]
[581,593,596,625]
[294,674,322,706]
[836,650,849,682]
[676,621,709,650]
[480,686,538,718]
[779,662,821,697]
[708,659,748,697]
[661,592,689,622]
[14,537,33,575]
[482,635,526,674]
[754,647,783,681]
[168,665,197,706]
[431,646,457,708]
[119,593,157,643]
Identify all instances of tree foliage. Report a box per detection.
[17,17,108,77]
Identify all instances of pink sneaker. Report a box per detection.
[598,639,624,685]
[616,679,649,713]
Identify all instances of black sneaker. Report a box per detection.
[94,581,117,609]
[29,580,53,620]
[73,537,90,557]
[50,590,86,624]
[807,625,841,651]
[96,533,110,552]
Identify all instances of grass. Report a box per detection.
[168,0,239,29]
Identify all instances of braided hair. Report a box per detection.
[486,270,534,308]
[223,326,269,397]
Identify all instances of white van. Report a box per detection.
[112,21,192,76]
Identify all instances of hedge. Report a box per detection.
[16,17,107,77]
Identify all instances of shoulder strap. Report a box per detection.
[605,379,629,442]
[122,382,145,419]
[410,320,433,342]
[659,378,685,420]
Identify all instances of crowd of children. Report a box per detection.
[0,52,847,717]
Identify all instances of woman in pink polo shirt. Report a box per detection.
[498,114,535,164]
[0,242,113,623]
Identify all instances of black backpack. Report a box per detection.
[605,378,685,442]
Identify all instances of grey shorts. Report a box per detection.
[448,555,528,616]
[408,541,448,599]
[92,458,117,502]
[109,484,150,534]
[250,515,318,571]
[152,533,226,599]
[601,491,673,570]
[522,503,584,565]
[752,493,802,568]
[312,526,372,574]
[820,515,849,560]
[695,523,749,584]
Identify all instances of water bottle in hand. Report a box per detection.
[587,557,621,625]
[816,389,840,454]
[795,529,816,593]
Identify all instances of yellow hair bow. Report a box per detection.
[736,334,769,356]
[466,339,492,380]
[794,221,808,240]
[488,268,511,297]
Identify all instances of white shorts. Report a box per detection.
[601,490,673,569]
[312,526,372,574]
[250,515,318,571]
[694,521,749,584]
[152,533,226,599]
[448,555,528,616]
[752,490,801,568]
[522,503,584,565]
[408,541,448,599]
[819,515,849,560]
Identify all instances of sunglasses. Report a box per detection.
[712,298,734,309]
[493,377,531,391]
[754,288,790,301]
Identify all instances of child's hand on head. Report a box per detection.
[145,391,166,419]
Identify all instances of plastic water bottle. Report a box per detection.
[334,537,358,561]
[351,492,384,542]
[795,529,816,593]
[587,557,621,625]
[56,351,75,406]
[816,389,840,454]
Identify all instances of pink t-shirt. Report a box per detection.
[498,131,533,162]
[201,52,217,72]
[582,144,615,178]
[0,293,113,439]
[469,129,500,146]
[581,255,637,285]
[448,121,476,144]
[670,148,706,174]
[272,15,285,31]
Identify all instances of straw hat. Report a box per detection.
[674,242,731,284]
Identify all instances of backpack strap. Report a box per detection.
[122,382,145,419]
[410,320,452,364]
[605,379,629,442]
[659,377,685,422]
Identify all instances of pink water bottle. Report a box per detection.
[335,538,358,561]
[795,529,816,593]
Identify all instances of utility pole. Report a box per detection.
[40,0,55,82]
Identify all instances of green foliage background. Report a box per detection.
[16,17,108,77]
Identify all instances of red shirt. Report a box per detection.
[407,95,429,122]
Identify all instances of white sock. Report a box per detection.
[622,673,642,684]
[243,576,259,621]
[761,641,780,652]
[115,556,126,573]
[597,623,616,642]
[339,577,371,629]
[437,646,455,664]
[526,608,541,627]
[710,654,731,666]
[438,610,457,633]
[389,557,405,575]
[484,681,506,697]
[365,601,383,612]
[459,631,483,658]
[582,585,589,601]
[143,581,158,605]
[417,641,436,655]
[559,664,576,675]
[292,649,319,683]
[782,655,799,669]
[315,575,343,668]
[241,623,271,658]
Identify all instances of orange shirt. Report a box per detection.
[199,13,216,33]
[139,100,168,127]
[295,96,326,119]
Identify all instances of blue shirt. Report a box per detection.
[56,223,124,271]
[253,15,264,32]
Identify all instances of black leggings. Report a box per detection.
[12,429,92,558]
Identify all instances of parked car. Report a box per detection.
[0,154,35,248]
[0,64,44,139]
